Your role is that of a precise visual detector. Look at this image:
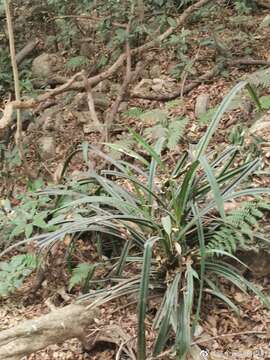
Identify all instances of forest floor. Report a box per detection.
[1,2,270,359]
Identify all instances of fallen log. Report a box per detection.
[0,303,98,360]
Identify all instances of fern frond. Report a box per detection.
[143,116,188,150]
[167,117,187,150]
[144,124,167,143]
[246,68,270,89]
[65,56,89,71]
[124,107,144,118]
[140,109,168,125]
[207,199,269,256]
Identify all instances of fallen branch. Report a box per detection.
[48,0,211,89]
[82,71,102,127]
[105,11,133,136]
[0,303,99,360]
[131,57,270,101]
[132,63,222,101]
[0,71,84,139]
[228,58,270,67]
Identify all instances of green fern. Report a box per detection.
[140,109,168,125]
[167,117,188,150]
[246,68,270,89]
[207,199,270,256]
[106,137,135,160]
[144,117,188,150]
[124,107,144,118]
[124,105,188,150]
[144,124,167,141]
[65,56,89,71]
[68,263,95,292]
[0,254,38,297]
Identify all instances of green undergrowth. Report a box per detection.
[1,81,270,359]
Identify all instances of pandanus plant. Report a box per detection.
[26,81,270,359]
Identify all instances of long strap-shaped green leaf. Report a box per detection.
[176,187,270,243]
[174,160,199,224]
[174,82,249,225]
[199,155,225,219]
[196,158,258,197]
[206,261,270,309]
[191,203,206,331]
[148,137,166,210]
[137,236,159,360]
[176,264,196,360]
[196,81,248,160]
[129,128,165,170]
[153,273,181,356]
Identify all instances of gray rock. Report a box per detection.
[149,64,161,79]
[38,136,56,159]
[32,53,62,79]
[110,83,122,96]
[79,41,95,58]
[195,93,210,119]
[250,112,270,139]
[118,102,128,113]
[95,80,111,93]
[72,92,109,112]
[151,79,164,92]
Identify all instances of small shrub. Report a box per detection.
[125,107,188,150]
[69,263,96,293]
[0,179,51,243]
[0,254,38,297]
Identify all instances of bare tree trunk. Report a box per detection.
[0,304,98,360]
